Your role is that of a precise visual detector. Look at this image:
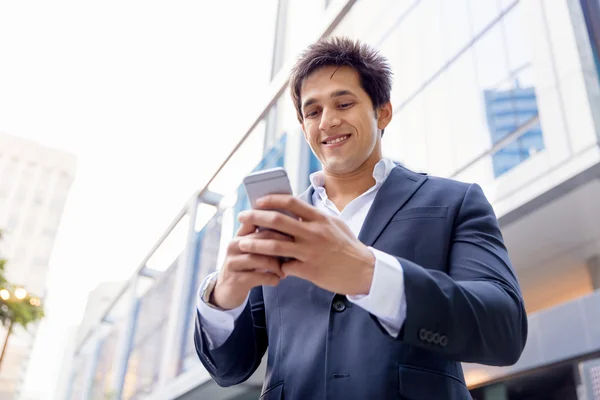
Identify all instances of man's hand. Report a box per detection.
[237,195,375,296]
[211,222,290,310]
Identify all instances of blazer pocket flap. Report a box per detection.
[260,381,283,400]
[392,206,448,221]
[398,365,469,399]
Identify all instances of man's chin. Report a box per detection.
[323,160,362,176]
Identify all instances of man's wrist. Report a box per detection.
[200,272,225,310]
[210,277,249,311]
[354,245,376,295]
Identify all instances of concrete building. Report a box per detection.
[63,0,600,399]
[0,132,76,399]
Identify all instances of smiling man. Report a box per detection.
[194,37,527,400]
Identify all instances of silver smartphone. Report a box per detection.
[243,167,297,262]
[243,167,294,209]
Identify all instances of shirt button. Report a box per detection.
[332,300,346,312]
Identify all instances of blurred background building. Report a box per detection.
[61,0,600,399]
[0,132,76,399]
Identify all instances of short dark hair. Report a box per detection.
[289,36,393,124]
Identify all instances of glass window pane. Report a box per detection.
[332,0,412,44]
[395,95,428,172]
[468,0,502,37]
[500,0,518,13]
[381,5,422,106]
[446,49,490,168]
[473,23,510,91]
[493,141,523,177]
[207,119,266,195]
[419,0,445,80]
[127,266,177,396]
[284,0,328,65]
[441,0,471,61]
[422,72,455,176]
[379,27,403,107]
[491,120,545,177]
[398,6,422,100]
[502,2,535,85]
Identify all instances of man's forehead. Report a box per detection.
[305,65,358,84]
[301,66,361,95]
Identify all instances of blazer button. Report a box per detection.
[439,335,448,347]
[332,300,346,312]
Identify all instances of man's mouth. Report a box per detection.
[322,134,351,145]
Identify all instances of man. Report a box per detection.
[195,37,527,399]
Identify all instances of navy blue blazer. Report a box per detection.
[195,165,527,400]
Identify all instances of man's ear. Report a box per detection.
[377,102,393,131]
[301,123,308,140]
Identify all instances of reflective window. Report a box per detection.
[440,0,471,62]
[126,263,177,398]
[395,6,422,104]
[419,0,445,80]
[283,0,329,66]
[395,94,428,173]
[89,331,119,399]
[421,72,455,175]
[446,48,490,169]
[68,356,89,400]
[180,212,223,373]
[467,0,501,37]
[481,4,545,177]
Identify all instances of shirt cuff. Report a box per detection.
[196,272,249,349]
[347,247,407,337]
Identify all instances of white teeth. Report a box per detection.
[325,135,349,145]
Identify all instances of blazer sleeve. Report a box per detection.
[194,285,268,386]
[397,183,528,366]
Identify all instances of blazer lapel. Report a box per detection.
[358,166,427,247]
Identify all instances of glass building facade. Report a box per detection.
[62,1,600,399]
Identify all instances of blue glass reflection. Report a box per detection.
[484,82,545,177]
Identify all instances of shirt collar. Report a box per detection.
[309,158,397,199]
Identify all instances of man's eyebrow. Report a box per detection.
[331,89,355,98]
[302,90,357,112]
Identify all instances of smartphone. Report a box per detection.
[243,167,293,209]
[243,167,297,262]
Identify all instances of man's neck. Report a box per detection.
[322,157,382,211]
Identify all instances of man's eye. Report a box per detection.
[305,110,319,118]
[339,103,353,109]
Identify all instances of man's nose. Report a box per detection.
[319,108,341,131]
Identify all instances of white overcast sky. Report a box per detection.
[0,0,277,397]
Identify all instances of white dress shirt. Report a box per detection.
[197,158,407,349]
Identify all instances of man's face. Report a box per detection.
[300,65,391,175]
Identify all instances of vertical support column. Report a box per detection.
[80,339,102,400]
[109,279,139,400]
[158,195,199,387]
[263,0,290,152]
[566,0,600,143]
[587,255,600,290]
